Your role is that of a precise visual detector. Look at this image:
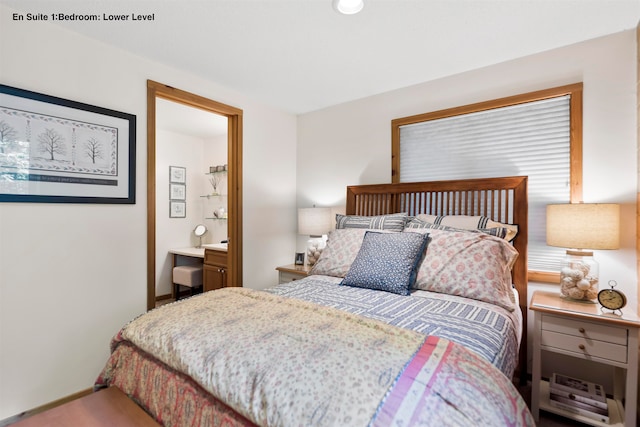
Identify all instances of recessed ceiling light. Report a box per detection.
[332,0,364,15]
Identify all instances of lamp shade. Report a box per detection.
[546,203,620,250]
[298,207,332,236]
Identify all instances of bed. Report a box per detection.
[96,176,532,426]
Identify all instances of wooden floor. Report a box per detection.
[9,387,159,427]
[156,297,174,307]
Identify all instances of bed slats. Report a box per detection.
[350,187,516,224]
[385,189,513,223]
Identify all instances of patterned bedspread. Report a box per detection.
[268,275,520,377]
[97,287,533,426]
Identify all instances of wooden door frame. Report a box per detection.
[147,80,243,310]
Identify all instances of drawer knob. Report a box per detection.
[578,344,586,350]
[578,327,585,334]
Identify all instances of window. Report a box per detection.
[391,83,583,282]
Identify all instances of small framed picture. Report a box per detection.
[170,183,186,200]
[169,166,186,183]
[295,252,305,265]
[170,201,186,218]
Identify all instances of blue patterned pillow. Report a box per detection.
[341,231,430,295]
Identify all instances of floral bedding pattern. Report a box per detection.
[309,228,374,277]
[96,288,533,426]
[406,228,519,311]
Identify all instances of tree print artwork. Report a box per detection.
[84,137,104,164]
[0,120,17,154]
[1,84,136,203]
[0,108,117,176]
[37,128,67,160]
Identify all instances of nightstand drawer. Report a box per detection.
[541,313,627,345]
[540,330,627,363]
[279,271,305,284]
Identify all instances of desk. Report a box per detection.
[169,247,205,260]
[169,247,227,295]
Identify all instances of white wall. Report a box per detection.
[298,30,638,373]
[155,130,230,297]
[0,4,297,419]
[155,129,208,297]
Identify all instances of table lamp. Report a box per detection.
[298,207,332,266]
[546,203,620,300]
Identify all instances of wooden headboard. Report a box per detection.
[346,176,528,381]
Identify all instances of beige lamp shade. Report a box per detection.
[298,207,332,237]
[546,203,620,250]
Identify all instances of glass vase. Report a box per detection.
[306,236,326,266]
[559,250,599,301]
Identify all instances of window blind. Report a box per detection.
[399,95,571,272]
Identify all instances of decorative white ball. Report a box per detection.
[560,267,573,276]
[576,279,591,290]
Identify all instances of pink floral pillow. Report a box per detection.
[406,228,518,311]
[310,229,389,277]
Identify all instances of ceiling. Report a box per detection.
[2,0,640,115]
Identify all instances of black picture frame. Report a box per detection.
[0,84,136,203]
[295,252,305,265]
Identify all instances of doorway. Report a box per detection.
[147,80,243,310]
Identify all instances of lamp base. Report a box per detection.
[560,250,599,301]
[306,236,326,266]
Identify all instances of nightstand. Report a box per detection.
[530,290,639,426]
[276,264,311,284]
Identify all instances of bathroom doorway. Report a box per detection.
[146,80,243,310]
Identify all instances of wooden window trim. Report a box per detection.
[391,83,583,284]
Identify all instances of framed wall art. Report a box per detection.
[169,166,186,183]
[170,201,186,218]
[0,84,136,203]
[170,183,186,200]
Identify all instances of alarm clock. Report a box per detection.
[597,280,627,315]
